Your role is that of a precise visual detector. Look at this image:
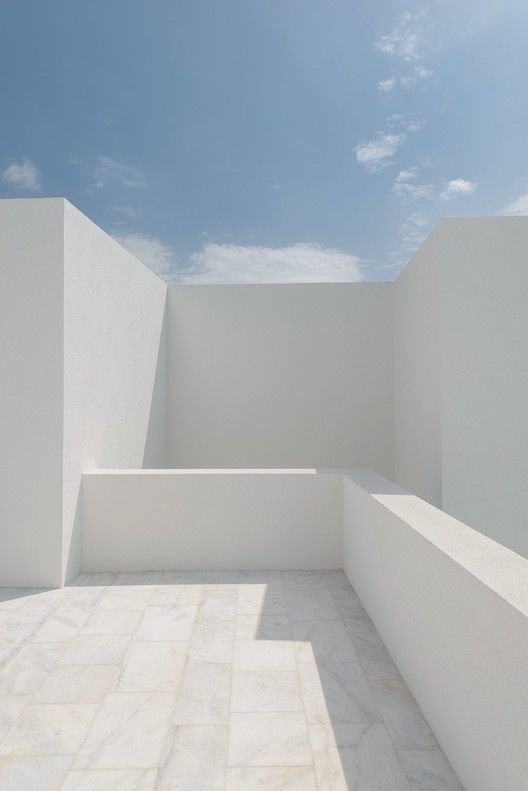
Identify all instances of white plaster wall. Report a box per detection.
[343,469,528,791]
[440,218,528,558]
[62,201,167,582]
[0,199,64,586]
[82,469,342,571]
[167,284,393,473]
[393,227,442,507]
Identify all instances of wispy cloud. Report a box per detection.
[113,232,175,277]
[93,156,148,189]
[375,10,428,62]
[180,242,364,284]
[392,167,433,199]
[502,193,528,215]
[440,178,476,200]
[1,159,42,192]
[377,78,396,95]
[354,132,406,173]
[400,211,432,255]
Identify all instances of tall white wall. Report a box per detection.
[394,217,528,557]
[0,199,64,587]
[62,201,167,582]
[441,218,528,558]
[168,284,394,473]
[393,228,442,507]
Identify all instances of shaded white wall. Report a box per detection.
[441,218,528,558]
[394,217,528,557]
[393,228,442,507]
[83,469,342,572]
[343,469,528,791]
[168,284,393,474]
[0,199,64,586]
[62,201,167,582]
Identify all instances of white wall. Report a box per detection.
[82,469,342,572]
[393,227,442,507]
[393,217,528,556]
[440,218,528,558]
[62,201,167,582]
[168,284,394,474]
[0,199,64,587]
[343,469,528,791]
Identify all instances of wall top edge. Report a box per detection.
[84,468,330,475]
[344,469,528,619]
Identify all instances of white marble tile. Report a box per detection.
[157,724,227,790]
[33,665,118,703]
[197,585,237,619]
[7,589,63,618]
[352,633,401,679]
[310,722,411,791]
[231,671,303,712]
[32,607,91,642]
[0,703,97,755]
[226,765,318,790]
[292,620,359,663]
[285,589,339,622]
[282,571,330,591]
[188,618,234,662]
[117,642,187,692]
[235,614,291,641]
[73,573,118,587]
[237,571,283,584]
[299,661,380,725]
[82,610,143,636]
[0,643,66,694]
[161,571,206,584]
[172,661,230,724]
[57,586,107,608]
[74,692,173,769]
[0,623,39,648]
[152,585,203,606]
[234,640,296,671]
[115,573,163,586]
[62,768,158,791]
[134,605,197,641]
[0,590,35,610]
[204,571,243,583]
[60,634,130,665]
[237,584,287,616]
[97,587,155,611]
[370,678,437,749]
[0,695,31,739]
[322,570,356,592]
[228,712,312,767]
[398,749,463,790]
[0,755,72,791]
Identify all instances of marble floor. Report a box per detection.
[0,570,462,790]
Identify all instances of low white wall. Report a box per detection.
[82,469,342,571]
[343,469,528,791]
[168,284,393,474]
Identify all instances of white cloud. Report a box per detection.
[400,212,431,254]
[93,156,148,189]
[375,10,428,62]
[392,167,433,199]
[113,232,175,276]
[440,178,476,200]
[502,193,528,215]
[377,78,396,94]
[1,159,41,192]
[180,242,364,284]
[354,133,406,173]
[400,65,434,88]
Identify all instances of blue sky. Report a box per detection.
[1,0,528,282]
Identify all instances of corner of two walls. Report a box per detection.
[62,200,168,584]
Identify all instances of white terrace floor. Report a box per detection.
[0,570,461,791]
